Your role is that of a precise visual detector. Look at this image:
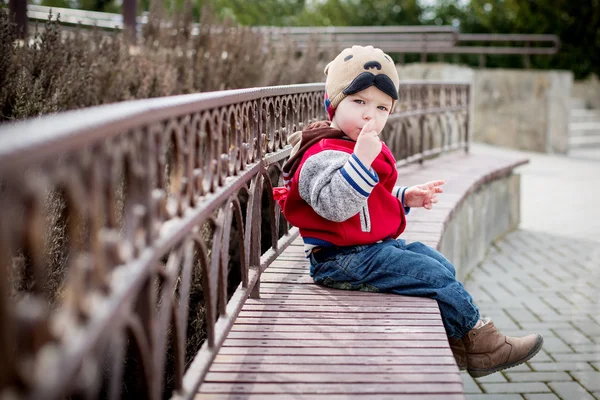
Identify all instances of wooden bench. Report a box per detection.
[196,148,528,399]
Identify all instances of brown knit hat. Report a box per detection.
[324,45,400,120]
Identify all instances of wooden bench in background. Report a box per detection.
[197,148,528,399]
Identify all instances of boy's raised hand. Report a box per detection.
[354,120,382,168]
[404,180,445,210]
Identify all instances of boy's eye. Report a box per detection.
[378,106,389,111]
[353,99,365,105]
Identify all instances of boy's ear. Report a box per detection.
[324,61,332,76]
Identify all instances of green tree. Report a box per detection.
[208,0,306,25]
[429,0,600,78]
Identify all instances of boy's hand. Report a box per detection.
[354,120,382,168]
[404,180,445,209]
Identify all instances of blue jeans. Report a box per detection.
[309,239,480,339]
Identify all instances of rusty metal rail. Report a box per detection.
[0,81,470,400]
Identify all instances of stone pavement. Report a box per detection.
[460,144,600,400]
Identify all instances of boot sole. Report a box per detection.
[467,334,544,378]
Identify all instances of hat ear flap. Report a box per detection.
[324,61,332,76]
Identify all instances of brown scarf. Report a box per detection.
[283,121,347,178]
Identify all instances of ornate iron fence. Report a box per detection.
[0,81,470,400]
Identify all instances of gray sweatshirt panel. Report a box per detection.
[298,150,369,222]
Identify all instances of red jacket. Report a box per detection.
[279,137,407,248]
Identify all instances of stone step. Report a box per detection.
[570,109,600,123]
[568,135,600,148]
[569,122,600,137]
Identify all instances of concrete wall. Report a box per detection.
[397,63,573,153]
[438,173,521,282]
[572,74,600,109]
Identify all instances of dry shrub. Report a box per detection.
[0,6,331,397]
[0,6,330,122]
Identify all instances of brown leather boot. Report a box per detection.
[448,337,467,370]
[463,320,543,378]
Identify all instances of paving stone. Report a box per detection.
[507,362,533,372]
[545,295,578,311]
[523,394,561,400]
[519,322,573,331]
[505,307,543,323]
[473,373,507,383]
[505,372,572,382]
[573,322,600,337]
[538,314,594,323]
[530,362,595,372]
[533,337,573,353]
[531,273,564,289]
[592,362,600,371]
[503,329,559,338]
[461,371,483,394]
[522,300,561,318]
[466,395,523,400]
[571,371,600,391]
[572,343,600,353]
[568,292,597,306]
[481,382,550,393]
[548,381,596,400]
[553,328,595,345]
[553,353,600,362]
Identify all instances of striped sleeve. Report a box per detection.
[393,185,411,215]
[339,154,379,197]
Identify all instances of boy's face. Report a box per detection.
[330,86,393,141]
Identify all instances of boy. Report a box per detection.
[273,45,543,377]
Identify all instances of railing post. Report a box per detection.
[465,86,470,154]
[524,41,531,69]
[8,0,27,39]
[479,54,486,68]
[419,115,425,164]
[123,0,137,42]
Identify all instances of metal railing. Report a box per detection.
[23,5,559,66]
[0,81,470,400]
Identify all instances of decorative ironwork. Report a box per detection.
[0,81,469,400]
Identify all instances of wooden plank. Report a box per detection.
[260,274,315,283]
[233,317,443,324]
[256,293,435,302]
[262,267,309,273]
[226,332,448,341]
[241,305,439,313]
[244,299,435,306]
[238,311,441,320]
[207,363,459,374]
[213,355,457,365]
[230,325,446,333]
[222,339,449,348]
[196,394,466,400]
[256,289,437,301]
[198,382,465,394]
[204,372,462,383]
[216,347,453,357]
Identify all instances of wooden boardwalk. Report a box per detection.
[197,240,465,399]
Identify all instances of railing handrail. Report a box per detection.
[0,84,323,173]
